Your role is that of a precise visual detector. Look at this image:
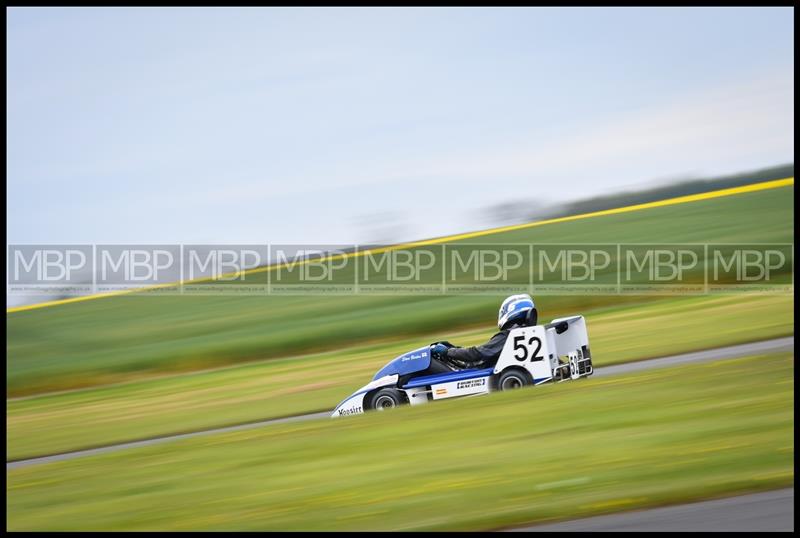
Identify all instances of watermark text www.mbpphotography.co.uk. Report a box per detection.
[7,243,794,298]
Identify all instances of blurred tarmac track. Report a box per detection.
[511,488,794,532]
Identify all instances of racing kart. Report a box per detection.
[332,314,593,417]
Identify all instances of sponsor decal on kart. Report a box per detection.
[432,376,492,399]
[456,378,486,390]
[401,351,427,362]
[338,406,362,416]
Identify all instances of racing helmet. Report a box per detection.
[498,293,536,330]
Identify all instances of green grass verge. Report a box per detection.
[7,353,793,531]
[6,185,794,397]
[7,293,793,462]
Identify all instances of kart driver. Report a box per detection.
[429,293,537,371]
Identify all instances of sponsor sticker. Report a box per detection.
[401,352,426,362]
[456,378,486,390]
[338,406,362,416]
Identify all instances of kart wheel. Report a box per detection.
[367,388,406,411]
[496,369,533,391]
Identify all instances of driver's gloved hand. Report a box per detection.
[431,343,448,361]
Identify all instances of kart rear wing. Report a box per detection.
[546,315,593,380]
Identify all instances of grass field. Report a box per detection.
[6,353,793,531]
[6,185,795,397]
[7,293,794,461]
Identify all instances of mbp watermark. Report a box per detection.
[358,245,443,294]
[619,244,706,294]
[182,245,269,295]
[446,244,529,294]
[707,244,793,293]
[96,245,182,294]
[8,245,93,295]
[6,242,794,298]
[270,245,357,295]
[533,244,618,294]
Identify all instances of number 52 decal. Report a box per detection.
[513,335,544,362]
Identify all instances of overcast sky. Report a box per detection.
[7,7,794,246]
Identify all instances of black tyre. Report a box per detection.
[366,388,407,411]
[496,369,533,391]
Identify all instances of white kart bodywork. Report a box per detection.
[494,315,592,382]
[331,315,592,418]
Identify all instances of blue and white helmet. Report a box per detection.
[498,293,535,330]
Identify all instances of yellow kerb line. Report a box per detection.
[7,176,794,314]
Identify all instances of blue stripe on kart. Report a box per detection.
[402,368,496,389]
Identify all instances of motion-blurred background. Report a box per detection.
[6,7,794,531]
